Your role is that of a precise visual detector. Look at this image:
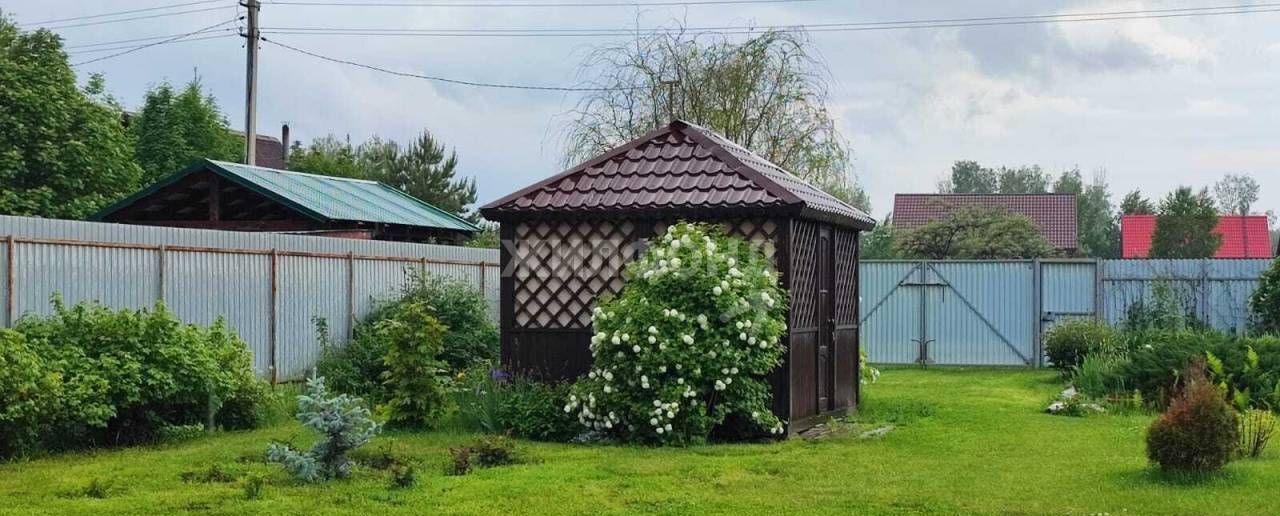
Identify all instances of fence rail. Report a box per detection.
[860,258,1273,367]
[0,215,499,382]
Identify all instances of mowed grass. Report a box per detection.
[3,368,1278,515]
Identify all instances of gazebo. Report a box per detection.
[480,120,874,431]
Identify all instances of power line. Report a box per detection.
[32,6,233,31]
[20,0,226,26]
[257,2,1280,38]
[71,18,243,67]
[65,28,242,50]
[262,37,632,91]
[67,34,238,55]
[264,0,816,7]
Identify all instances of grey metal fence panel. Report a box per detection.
[926,261,1036,366]
[859,262,924,365]
[16,242,160,318]
[860,258,1266,366]
[1101,259,1271,334]
[0,215,498,380]
[164,252,273,375]
[352,260,416,323]
[277,255,352,381]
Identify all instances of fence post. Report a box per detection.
[1094,259,1104,324]
[269,249,278,385]
[1032,258,1042,368]
[347,251,355,340]
[157,245,167,304]
[5,236,13,326]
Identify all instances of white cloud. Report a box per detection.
[1181,98,1245,118]
[1052,2,1215,68]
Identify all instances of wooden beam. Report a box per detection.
[208,175,220,221]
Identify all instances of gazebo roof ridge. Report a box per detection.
[480,120,874,230]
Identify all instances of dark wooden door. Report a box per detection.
[817,226,834,412]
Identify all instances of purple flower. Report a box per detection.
[489,368,510,382]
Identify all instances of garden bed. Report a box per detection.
[3,368,1279,515]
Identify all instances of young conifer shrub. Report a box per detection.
[568,222,788,445]
[1145,361,1239,472]
[267,377,380,482]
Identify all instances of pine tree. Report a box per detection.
[1120,190,1155,215]
[131,78,239,184]
[371,130,477,219]
[1150,187,1221,259]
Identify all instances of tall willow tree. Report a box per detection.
[563,28,869,211]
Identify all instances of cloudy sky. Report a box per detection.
[12,0,1280,219]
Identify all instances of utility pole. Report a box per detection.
[243,0,260,166]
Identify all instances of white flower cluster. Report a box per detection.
[573,222,789,442]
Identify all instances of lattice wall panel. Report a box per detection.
[511,220,647,329]
[790,220,821,330]
[653,218,780,264]
[833,228,860,325]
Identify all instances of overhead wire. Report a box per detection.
[19,0,226,26]
[31,5,234,31]
[257,2,1280,38]
[71,17,244,67]
[263,0,818,7]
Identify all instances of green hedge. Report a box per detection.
[0,298,269,458]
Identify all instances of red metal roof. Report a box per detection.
[892,193,1079,250]
[480,120,875,230]
[1121,214,1274,258]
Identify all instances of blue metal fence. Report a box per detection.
[860,258,1273,367]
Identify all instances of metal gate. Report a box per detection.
[859,260,1098,367]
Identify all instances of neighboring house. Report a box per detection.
[1121,214,1274,259]
[892,193,1079,253]
[93,159,478,244]
[229,127,289,170]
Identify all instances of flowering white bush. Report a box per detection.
[567,222,788,444]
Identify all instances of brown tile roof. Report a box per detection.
[481,120,874,229]
[892,193,1079,250]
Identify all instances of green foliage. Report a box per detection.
[1070,351,1130,399]
[0,21,142,218]
[1150,187,1221,259]
[565,29,868,211]
[860,349,881,387]
[569,222,789,444]
[0,298,268,458]
[0,329,65,458]
[288,130,477,219]
[316,272,497,403]
[937,161,1050,194]
[267,377,381,482]
[380,303,449,429]
[858,216,898,259]
[1145,365,1239,473]
[130,79,240,184]
[1120,190,1155,215]
[1046,319,1120,371]
[1238,409,1277,459]
[158,424,206,444]
[388,463,416,489]
[1122,280,1205,332]
[1250,257,1280,335]
[466,221,500,248]
[1053,169,1119,258]
[496,380,580,442]
[287,136,365,178]
[895,206,1057,259]
[241,473,266,500]
[445,436,518,476]
[180,463,239,484]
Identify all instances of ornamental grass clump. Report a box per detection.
[568,222,789,445]
[267,377,380,482]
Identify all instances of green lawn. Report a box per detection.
[2,368,1276,515]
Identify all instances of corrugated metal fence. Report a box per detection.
[0,215,499,382]
[860,258,1273,367]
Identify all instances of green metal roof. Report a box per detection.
[94,159,479,233]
